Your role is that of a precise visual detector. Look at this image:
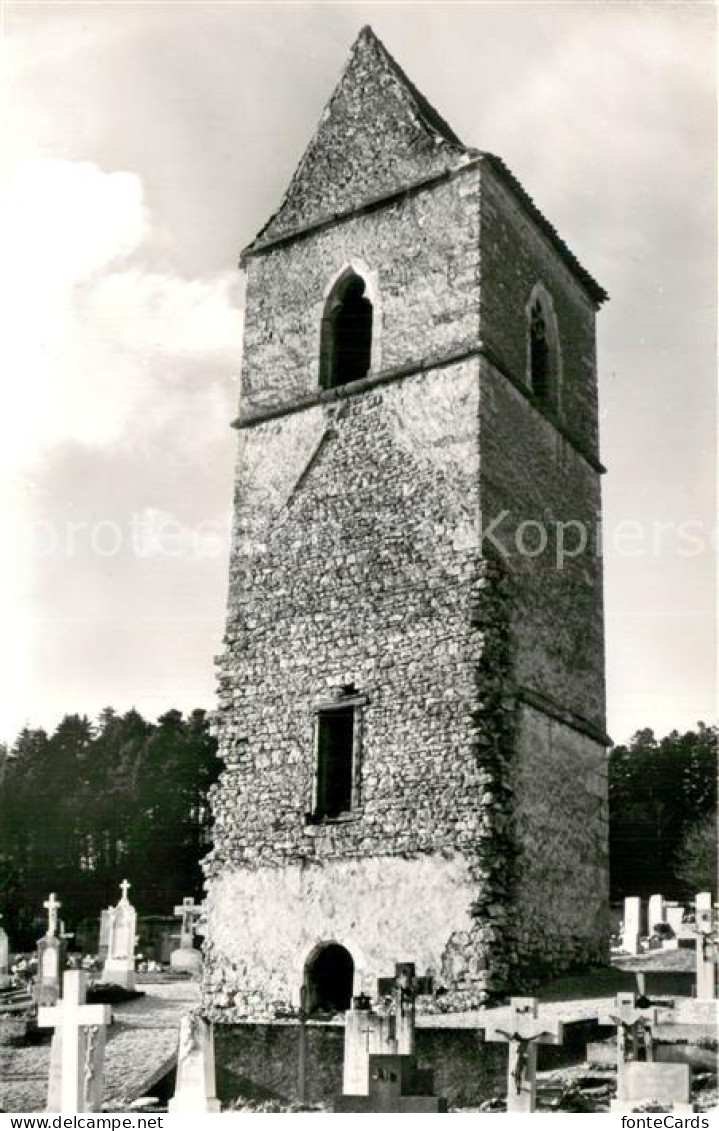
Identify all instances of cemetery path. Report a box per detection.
[1,980,199,1114]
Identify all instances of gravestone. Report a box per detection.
[39,970,112,1113]
[665,903,685,936]
[170,898,202,973]
[622,897,642,955]
[648,895,665,934]
[98,908,112,961]
[599,992,660,1106]
[168,1011,220,1113]
[690,894,717,1000]
[343,963,431,1095]
[484,997,563,1113]
[0,913,10,989]
[611,1062,693,1113]
[36,893,67,1007]
[335,1054,447,1112]
[101,880,137,990]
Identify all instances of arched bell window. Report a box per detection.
[526,284,562,410]
[530,301,550,401]
[319,271,373,390]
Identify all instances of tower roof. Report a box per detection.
[251,26,471,246]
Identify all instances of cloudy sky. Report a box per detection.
[1,1,715,746]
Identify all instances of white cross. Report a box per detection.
[485,997,563,1112]
[598,992,660,1101]
[38,970,112,1113]
[119,879,131,902]
[43,893,61,937]
[174,897,201,937]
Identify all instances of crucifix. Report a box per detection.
[598,992,660,1102]
[44,893,61,938]
[377,962,433,1056]
[39,970,112,1113]
[174,897,202,946]
[485,997,563,1113]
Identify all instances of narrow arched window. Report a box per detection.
[320,273,373,389]
[530,300,550,401]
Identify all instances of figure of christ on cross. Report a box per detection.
[38,970,112,1113]
[484,997,564,1113]
[598,992,660,1103]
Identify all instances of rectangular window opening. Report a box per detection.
[315,708,354,820]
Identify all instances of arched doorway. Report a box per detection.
[304,942,354,1015]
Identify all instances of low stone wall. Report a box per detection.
[213,1020,594,1108]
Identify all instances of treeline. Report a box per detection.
[0,709,221,948]
[608,723,717,900]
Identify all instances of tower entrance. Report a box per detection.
[304,943,354,1015]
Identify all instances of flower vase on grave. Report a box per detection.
[101,881,137,991]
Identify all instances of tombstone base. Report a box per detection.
[170,947,202,973]
[100,962,136,991]
[168,1095,221,1114]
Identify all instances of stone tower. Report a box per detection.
[203,27,609,1021]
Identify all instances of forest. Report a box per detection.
[0,708,221,947]
[0,713,715,948]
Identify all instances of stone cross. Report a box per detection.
[44,893,61,938]
[168,1011,220,1113]
[170,898,203,973]
[119,879,131,902]
[377,962,433,1056]
[39,970,112,1113]
[174,898,201,946]
[484,997,563,1113]
[599,992,660,1102]
[622,896,642,955]
[343,964,432,1097]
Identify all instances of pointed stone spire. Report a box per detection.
[250,26,470,248]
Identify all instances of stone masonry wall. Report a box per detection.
[479,162,600,460]
[240,170,480,414]
[205,359,507,1016]
[511,703,610,978]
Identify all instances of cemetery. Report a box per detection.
[0,886,717,1112]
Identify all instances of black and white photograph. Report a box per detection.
[0,0,716,1116]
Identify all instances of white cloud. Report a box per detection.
[0,157,243,740]
[0,158,243,470]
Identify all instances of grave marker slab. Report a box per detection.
[101,880,137,990]
[485,997,563,1113]
[36,893,66,1006]
[39,970,112,1113]
[623,897,642,954]
[611,1062,693,1113]
[168,1011,220,1113]
[648,895,665,933]
[334,1053,447,1112]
